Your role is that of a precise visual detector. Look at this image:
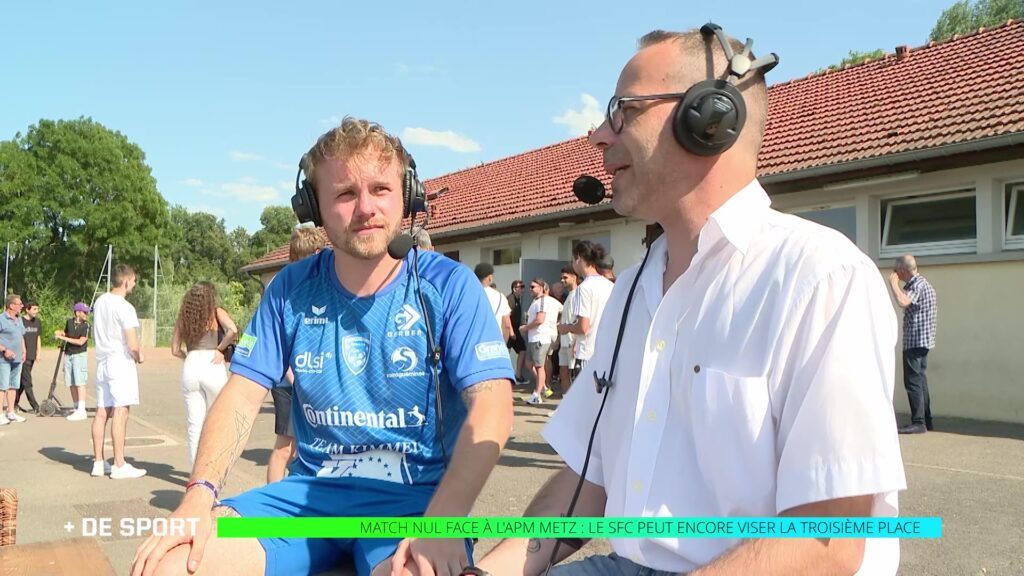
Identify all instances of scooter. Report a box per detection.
[37,342,75,417]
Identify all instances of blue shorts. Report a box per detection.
[219,475,473,576]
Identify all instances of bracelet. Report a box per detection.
[186,479,220,502]
[459,568,492,576]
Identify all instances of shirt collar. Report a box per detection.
[698,179,772,256]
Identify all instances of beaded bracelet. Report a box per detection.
[185,479,220,503]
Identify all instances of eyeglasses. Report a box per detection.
[606,92,690,133]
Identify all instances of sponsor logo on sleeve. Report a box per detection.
[236,333,258,358]
[475,340,508,362]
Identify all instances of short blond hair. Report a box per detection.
[638,28,769,154]
[289,226,326,262]
[302,116,408,184]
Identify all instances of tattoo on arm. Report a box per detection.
[527,539,542,554]
[460,379,498,407]
[205,409,254,488]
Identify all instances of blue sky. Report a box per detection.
[4,0,955,232]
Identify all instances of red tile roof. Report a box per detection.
[244,21,1024,273]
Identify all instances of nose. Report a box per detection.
[588,119,614,151]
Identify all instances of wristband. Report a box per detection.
[186,479,220,502]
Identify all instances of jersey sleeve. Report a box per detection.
[230,270,290,389]
[440,265,515,392]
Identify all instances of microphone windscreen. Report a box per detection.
[387,233,415,260]
[573,175,606,205]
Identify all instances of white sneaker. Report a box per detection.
[110,463,147,479]
[0,415,8,426]
[525,393,544,405]
[66,409,88,421]
[5,412,26,423]
[90,460,112,477]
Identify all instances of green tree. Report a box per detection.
[930,0,1024,41]
[249,205,296,256]
[165,206,236,284]
[821,49,886,72]
[0,117,171,300]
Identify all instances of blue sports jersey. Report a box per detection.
[232,248,514,486]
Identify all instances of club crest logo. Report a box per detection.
[342,335,370,376]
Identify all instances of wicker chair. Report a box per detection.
[0,488,16,546]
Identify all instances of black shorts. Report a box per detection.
[271,386,293,437]
[509,333,526,353]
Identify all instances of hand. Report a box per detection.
[390,537,467,576]
[212,350,225,365]
[54,330,65,339]
[889,272,900,287]
[131,490,214,576]
[2,349,13,361]
[137,350,146,364]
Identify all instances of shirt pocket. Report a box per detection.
[688,367,776,514]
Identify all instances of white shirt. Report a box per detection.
[560,289,579,348]
[527,296,561,344]
[92,292,140,363]
[483,285,511,336]
[544,180,906,574]
[572,274,615,361]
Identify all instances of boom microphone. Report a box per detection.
[387,233,416,259]
[572,175,606,205]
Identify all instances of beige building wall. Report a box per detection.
[884,260,1024,424]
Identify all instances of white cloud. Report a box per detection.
[552,93,605,136]
[211,177,279,203]
[274,161,295,171]
[229,150,265,162]
[401,127,481,153]
[278,180,294,193]
[320,115,342,126]
[182,178,204,187]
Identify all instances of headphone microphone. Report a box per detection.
[572,175,606,205]
[387,232,416,260]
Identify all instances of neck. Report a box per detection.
[656,170,753,290]
[334,251,403,297]
[111,287,128,297]
[5,309,16,318]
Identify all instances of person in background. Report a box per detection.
[475,263,513,344]
[507,280,529,383]
[172,281,239,466]
[55,302,91,421]
[15,300,41,414]
[267,225,326,483]
[0,294,26,425]
[555,266,579,392]
[90,265,147,479]
[521,278,561,405]
[888,254,938,434]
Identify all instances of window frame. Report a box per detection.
[1004,183,1024,250]
[880,190,977,258]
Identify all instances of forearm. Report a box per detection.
[425,381,513,517]
[190,376,266,489]
[478,466,607,576]
[691,537,865,576]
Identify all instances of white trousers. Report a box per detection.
[181,350,228,466]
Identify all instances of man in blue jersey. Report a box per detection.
[132,117,515,576]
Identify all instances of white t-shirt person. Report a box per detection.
[483,285,511,336]
[93,293,140,362]
[572,274,615,362]
[527,295,562,345]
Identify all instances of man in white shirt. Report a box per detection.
[555,266,579,391]
[91,264,147,479]
[478,24,905,576]
[566,241,615,374]
[475,263,513,343]
[520,279,562,405]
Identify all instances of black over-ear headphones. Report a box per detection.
[673,23,778,157]
[291,146,428,227]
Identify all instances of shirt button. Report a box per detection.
[693,364,701,374]
[646,410,657,422]
[655,340,666,351]
[632,480,643,492]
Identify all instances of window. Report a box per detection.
[571,233,611,255]
[1005,183,1024,250]
[793,205,856,243]
[492,246,521,266]
[881,191,976,257]
[443,250,460,262]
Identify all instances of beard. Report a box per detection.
[329,217,402,260]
